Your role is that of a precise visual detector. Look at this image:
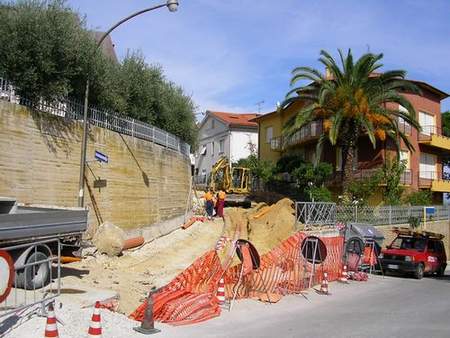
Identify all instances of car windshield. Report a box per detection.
[390,236,426,252]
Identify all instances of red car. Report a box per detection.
[380,228,447,279]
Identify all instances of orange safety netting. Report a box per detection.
[130,232,344,326]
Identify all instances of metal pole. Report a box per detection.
[77,1,178,207]
[78,79,90,207]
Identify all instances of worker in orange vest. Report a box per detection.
[204,188,215,220]
[215,190,226,218]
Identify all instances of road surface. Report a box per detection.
[159,271,450,338]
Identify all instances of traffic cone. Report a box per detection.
[133,293,160,334]
[217,277,226,305]
[44,303,59,338]
[88,301,102,337]
[319,272,329,295]
[340,265,349,283]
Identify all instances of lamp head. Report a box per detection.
[167,0,179,12]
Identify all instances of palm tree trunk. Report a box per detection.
[342,146,355,193]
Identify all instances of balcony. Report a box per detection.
[269,121,323,152]
[418,171,450,192]
[286,121,322,147]
[418,125,450,151]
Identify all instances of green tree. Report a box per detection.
[345,171,383,205]
[0,0,105,103]
[441,111,450,180]
[0,1,198,146]
[382,158,406,205]
[403,190,433,206]
[291,162,333,201]
[281,49,421,193]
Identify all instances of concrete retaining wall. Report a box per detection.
[0,101,191,234]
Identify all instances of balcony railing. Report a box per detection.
[331,168,412,186]
[269,121,323,152]
[286,121,323,147]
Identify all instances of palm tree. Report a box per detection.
[281,49,421,192]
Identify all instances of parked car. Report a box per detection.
[379,227,447,279]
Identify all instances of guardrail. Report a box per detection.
[0,77,190,157]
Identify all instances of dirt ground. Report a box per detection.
[63,218,225,315]
[61,198,296,316]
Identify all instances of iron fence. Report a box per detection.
[0,77,190,157]
[0,239,61,319]
[336,205,450,225]
[295,202,336,227]
[296,202,450,227]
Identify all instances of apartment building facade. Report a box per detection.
[254,79,450,202]
[194,111,259,184]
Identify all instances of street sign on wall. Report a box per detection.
[95,150,108,163]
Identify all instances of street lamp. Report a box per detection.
[77,0,179,207]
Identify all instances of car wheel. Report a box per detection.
[437,264,446,277]
[414,263,424,280]
[15,251,50,290]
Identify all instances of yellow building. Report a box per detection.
[252,79,450,203]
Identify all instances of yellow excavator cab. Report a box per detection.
[209,156,250,194]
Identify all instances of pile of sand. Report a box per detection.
[247,198,296,254]
[219,198,296,265]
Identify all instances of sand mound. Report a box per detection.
[220,198,296,265]
[247,198,295,255]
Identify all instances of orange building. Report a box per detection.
[253,79,450,202]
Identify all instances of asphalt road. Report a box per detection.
[159,270,450,338]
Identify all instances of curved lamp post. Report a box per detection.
[78,0,179,207]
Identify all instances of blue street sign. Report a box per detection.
[425,207,435,215]
[95,150,108,163]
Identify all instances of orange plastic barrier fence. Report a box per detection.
[130,232,344,326]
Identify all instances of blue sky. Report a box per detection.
[68,0,450,115]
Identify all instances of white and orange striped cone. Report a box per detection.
[340,265,349,283]
[88,301,102,337]
[319,272,329,295]
[44,303,59,338]
[217,278,226,306]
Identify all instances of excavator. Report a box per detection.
[208,156,251,207]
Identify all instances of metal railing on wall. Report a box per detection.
[0,77,190,157]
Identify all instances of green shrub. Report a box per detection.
[408,216,420,229]
[291,162,333,188]
[307,186,332,202]
[275,155,305,173]
[404,190,433,206]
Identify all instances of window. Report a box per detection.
[398,105,411,135]
[200,144,207,156]
[211,142,215,156]
[420,153,436,179]
[265,127,273,144]
[400,151,410,169]
[219,139,224,153]
[211,119,215,129]
[419,112,435,135]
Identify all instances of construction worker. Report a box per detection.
[215,190,226,218]
[204,188,215,220]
